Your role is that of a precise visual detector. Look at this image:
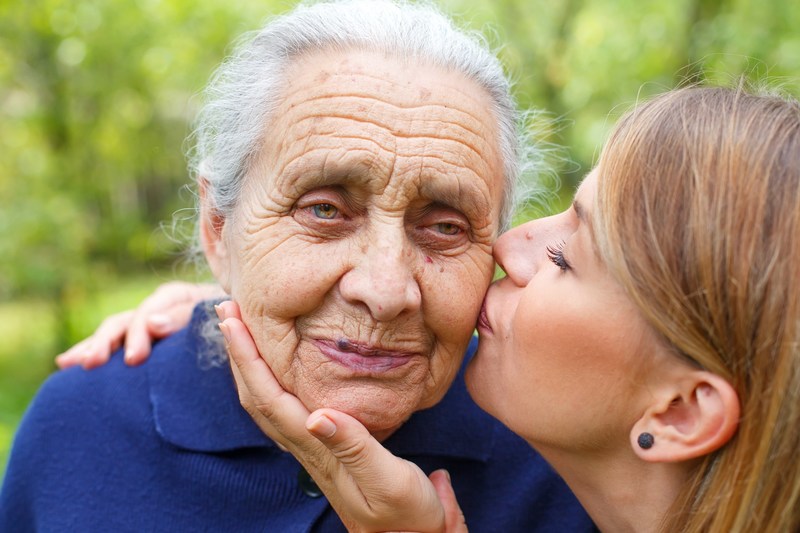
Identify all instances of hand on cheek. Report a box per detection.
[216,300,312,451]
[217,300,457,533]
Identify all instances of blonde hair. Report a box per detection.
[594,86,800,531]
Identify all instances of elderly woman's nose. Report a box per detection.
[339,242,422,321]
[493,221,541,286]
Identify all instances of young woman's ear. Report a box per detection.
[630,371,739,462]
[199,178,232,292]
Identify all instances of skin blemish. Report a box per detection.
[336,338,352,351]
[425,256,433,264]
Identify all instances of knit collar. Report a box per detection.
[148,304,496,461]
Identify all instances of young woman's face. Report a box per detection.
[467,171,667,456]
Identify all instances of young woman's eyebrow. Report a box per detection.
[572,197,602,262]
[572,199,586,223]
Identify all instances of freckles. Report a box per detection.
[314,70,330,84]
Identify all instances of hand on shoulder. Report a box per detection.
[55,281,223,369]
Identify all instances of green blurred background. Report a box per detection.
[1,0,798,477]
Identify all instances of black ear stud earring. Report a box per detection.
[637,432,655,449]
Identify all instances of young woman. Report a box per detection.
[57,85,800,532]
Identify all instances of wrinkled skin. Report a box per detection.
[205,49,505,438]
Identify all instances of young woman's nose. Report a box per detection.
[339,230,422,321]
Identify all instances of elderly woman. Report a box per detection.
[211,86,800,532]
[0,1,592,532]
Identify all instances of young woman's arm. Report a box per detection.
[55,281,223,369]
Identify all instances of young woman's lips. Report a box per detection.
[314,338,416,372]
[476,301,493,334]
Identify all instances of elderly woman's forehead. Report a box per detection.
[284,49,496,111]
[252,49,505,211]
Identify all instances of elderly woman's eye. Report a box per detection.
[434,222,462,236]
[312,203,339,219]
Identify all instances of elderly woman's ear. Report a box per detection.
[199,178,232,292]
[630,370,740,463]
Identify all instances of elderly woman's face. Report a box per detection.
[205,50,505,437]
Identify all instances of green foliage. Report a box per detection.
[444,0,800,192]
[0,0,798,479]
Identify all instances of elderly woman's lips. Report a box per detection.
[314,339,416,372]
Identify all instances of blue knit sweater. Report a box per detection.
[0,306,594,532]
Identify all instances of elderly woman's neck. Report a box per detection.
[536,446,691,533]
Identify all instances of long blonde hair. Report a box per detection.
[594,86,800,531]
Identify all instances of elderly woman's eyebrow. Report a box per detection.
[276,162,381,193]
[420,178,492,222]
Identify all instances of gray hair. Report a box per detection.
[188,0,536,233]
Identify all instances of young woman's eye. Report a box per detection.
[312,203,339,219]
[546,241,571,272]
[434,222,462,236]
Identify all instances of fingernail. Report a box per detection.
[307,414,337,439]
[218,322,231,343]
[55,354,76,369]
[148,314,172,331]
[214,304,224,321]
[124,349,135,363]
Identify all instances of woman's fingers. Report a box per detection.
[305,409,382,471]
[220,300,448,532]
[218,300,314,447]
[430,470,468,533]
[55,281,222,369]
[54,338,98,369]
[123,282,219,365]
[55,310,135,369]
[307,408,447,532]
[123,302,194,365]
[54,338,95,369]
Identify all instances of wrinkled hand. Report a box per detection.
[56,281,223,369]
[217,300,467,533]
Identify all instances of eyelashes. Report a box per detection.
[546,241,571,272]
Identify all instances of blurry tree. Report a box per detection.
[444,0,800,213]
[0,0,279,349]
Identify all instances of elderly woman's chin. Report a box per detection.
[280,339,462,438]
[238,312,464,438]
